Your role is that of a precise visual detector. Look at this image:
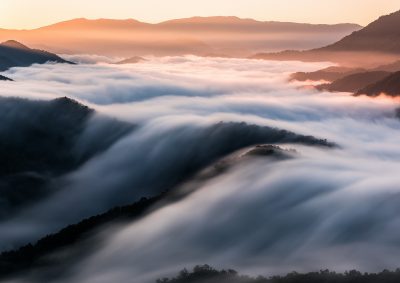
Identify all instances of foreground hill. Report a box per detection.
[0,194,163,280]
[253,10,400,66]
[0,17,361,57]
[291,61,400,96]
[0,97,134,219]
[0,96,335,255]
[356,71,400,97]
[0,145,322,280]
[0,40,72,71]
[157,265,400,283]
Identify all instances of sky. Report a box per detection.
[0,0,399,29]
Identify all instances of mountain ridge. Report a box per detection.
[0,40,73,71]
[318,10,400,53]
[252,9,400,66]
[4,16,363,31]
[0,17,362,57]
[0,74,12,81]
[356,71,400,97]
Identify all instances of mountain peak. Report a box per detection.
[357,9,400,33]
[320,9,400,53]
[1,40,29,50]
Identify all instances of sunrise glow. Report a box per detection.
[1,2,400,283]
[0,0,399,29]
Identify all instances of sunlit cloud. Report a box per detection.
[1,57,400,282]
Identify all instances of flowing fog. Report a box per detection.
[2,56,400,282]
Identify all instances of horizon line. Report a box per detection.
[0,15,365,31]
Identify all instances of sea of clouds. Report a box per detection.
[2,56,400,282]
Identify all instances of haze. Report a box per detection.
[0,0,399,29]
[2,3,400,283]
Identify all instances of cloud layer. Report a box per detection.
[1,56,400,282]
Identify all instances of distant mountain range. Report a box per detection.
[0,40,72,71]
[115,56,146,64]
[0,97,134,219]
[0,17,362,57]
[253,10,400,67]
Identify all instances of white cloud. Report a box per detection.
[1,56,400,282]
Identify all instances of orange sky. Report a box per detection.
[0,0,399,29]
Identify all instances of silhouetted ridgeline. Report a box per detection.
[356,71,400,97]
[319,10,400,54]
[316,71,391,93]
[0,142,332,280]
[0,95,335,256]
[0,75,12,81]
[290,66,365,82]
[0,194,164,279]
[157,265,400,283]
[0,40,73,71]
[0,94,336,280]
[0,145,319,280]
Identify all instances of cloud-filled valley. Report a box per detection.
[1,56,400,282]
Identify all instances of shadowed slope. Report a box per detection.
[316,71,391,93]
[319,10,400,54]
[0,74,12,81]
[356,71,400,97]
[290,66,366,82]
[0,194,163,280]
[0,40,72,71]
[0,97,134,219]
[0,146,300,280]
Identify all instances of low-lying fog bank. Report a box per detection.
[1,56,400,282]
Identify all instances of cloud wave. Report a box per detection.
[1,56,400,282]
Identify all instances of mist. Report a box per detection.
[1,56,400,282]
